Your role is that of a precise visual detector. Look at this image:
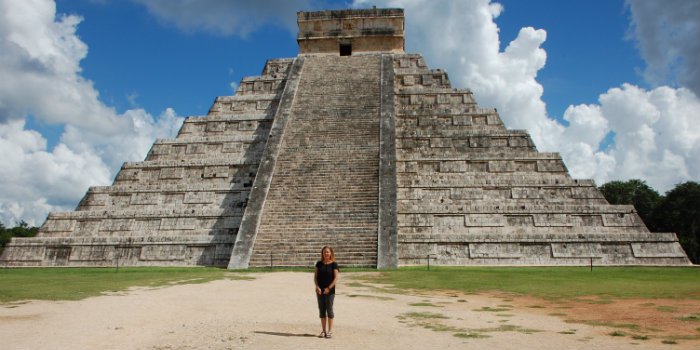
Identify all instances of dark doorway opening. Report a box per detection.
[339,43,352,56]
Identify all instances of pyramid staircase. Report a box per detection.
[237,55,383,267]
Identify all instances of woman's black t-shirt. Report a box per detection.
[315,261,339,294]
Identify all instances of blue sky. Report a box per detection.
[54,0,645,123]
[1,0,699,226]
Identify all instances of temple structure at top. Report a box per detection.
[297,8,405,55]
[1,8,690,268]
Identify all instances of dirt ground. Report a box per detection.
[1,272,698,350]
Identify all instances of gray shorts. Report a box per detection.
[316,293,335,319]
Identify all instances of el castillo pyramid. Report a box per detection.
[1,9,690,268]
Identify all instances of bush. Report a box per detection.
[0,220,39,255]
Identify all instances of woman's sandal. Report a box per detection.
[325,331,333,339]
[318,331,326,338]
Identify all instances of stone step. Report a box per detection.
[248,258,376,268]
[398,202,638,214]
[398,150,563,160]
[6,233,236,245]
[181,113,273,123]
[43,208,243,220]
[399,173,576,184]
[214,94,280,103]
[253,239,377,246]
[121,158,260,169]
[397,128,530,137]
[248,55,383,264]
[398,175,591,187]
[156,135,263,144]
[256,225,377,231]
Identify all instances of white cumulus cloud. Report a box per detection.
[0,0,183,226]
[628,0,700,96]
[355,0,700,192]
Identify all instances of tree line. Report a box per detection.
[0,221,39,254]
[599,180,699,264]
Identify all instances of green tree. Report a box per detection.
[599,179,662,230]
[0,221,8,252]
[0,220,39,255]
[652,182,700,264]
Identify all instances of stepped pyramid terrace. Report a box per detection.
[1,8,690,268]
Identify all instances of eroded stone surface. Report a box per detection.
[0,9,690,268]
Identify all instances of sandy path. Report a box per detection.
[0,272,695,349]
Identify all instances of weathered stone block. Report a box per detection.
[184,192,214,204]
[131,193,159,205]
[631,242,688,258]
[453,115,471,126]
[551,243,603,258]
[450,188,484,200]
[433,215,465,229]
[512,188,541,199]
[115,169,139,181]
[134,219,161,231]
[203,166,229,178]
[160,218,196,230]
[44,219,76,232]
[469,243,521,258]
[514,161,537,172]
[472,115,487,125]
[430,138,452,148]
[398,214,432,227]
[70,245,113,262]
[140,245,188,261]
[537,159,566,172]
[602,213,636,227]
[99,219,133,231]
[533,214,573,227]
[489,161,514,173]
[465,214,505,227]
[571,214,604,226]
[572,187,605,199]
[160,168,184,179]
[506,215,534,226]
[439,161,467,173]
[206,122,226,132]
[469,136,490,147]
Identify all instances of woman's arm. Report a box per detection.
[314,268,322,294]
[327,268,339,290]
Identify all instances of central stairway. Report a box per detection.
[247,55,382,267]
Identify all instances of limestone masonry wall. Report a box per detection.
[0,59,294,267]
[391,54,689,266]
[1,9,690,268]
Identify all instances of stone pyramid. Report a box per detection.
[1,9,690,268]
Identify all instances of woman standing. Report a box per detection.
[314,245,339,338]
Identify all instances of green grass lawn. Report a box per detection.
[1,266,698,303]
[354,266,700,300]
[0,267,242,303]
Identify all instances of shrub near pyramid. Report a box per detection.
[1,9,690,268]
